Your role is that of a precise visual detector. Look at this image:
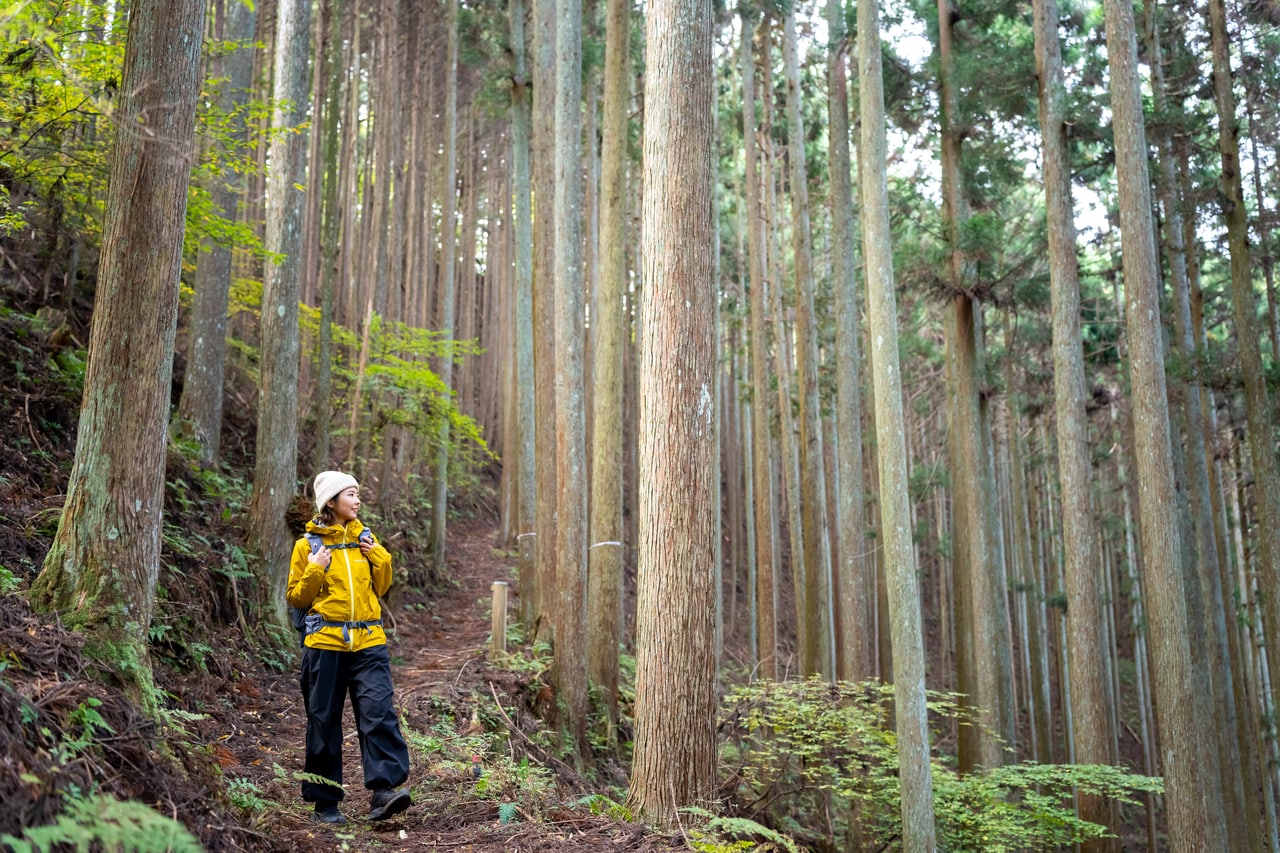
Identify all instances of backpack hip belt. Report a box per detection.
[301,612,383,645]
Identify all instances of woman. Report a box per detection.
[286,470,411,824]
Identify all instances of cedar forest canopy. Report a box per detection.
[0,0,1277,848]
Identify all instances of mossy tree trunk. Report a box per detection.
[32,0,207,709]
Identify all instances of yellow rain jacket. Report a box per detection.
[286,517,393,652]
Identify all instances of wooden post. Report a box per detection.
[490,581,509,657]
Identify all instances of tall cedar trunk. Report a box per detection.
[761,36,806,672]
[552,0,589,752]
[1102,0,1228,843]
[825,0,872,683]
[741,13,779,679]
[338,1,361,331]
[248,0,311,626]
[531,0,558,643]
[1148,5,1258,846]
[510,0,538,630]
[628,0,717,824]
[937,0,1014,768]
[858,0,937,843]
[177,0,254,464]
[312,0,343,471]
[33,0,206,707]
[369,0,399,497]
[427,0,459,569]
[1032,0,1118,839]
[587,0,630,728]
[1209,0,1280,732]
[782,7,834,679]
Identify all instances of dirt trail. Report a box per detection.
[206,522,674,852]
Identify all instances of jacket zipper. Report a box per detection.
[343,527,355,649]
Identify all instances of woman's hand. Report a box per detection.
[312,546,332,568]
[359,540,374,557]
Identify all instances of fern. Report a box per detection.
[682,807,801,853]
[226,777,270,814]
[498,802,520,825]
[574,794,633,821]
[293,771,344,791]
[0,792,203,852]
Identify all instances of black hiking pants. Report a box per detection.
[299,644,410,804]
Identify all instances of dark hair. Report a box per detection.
[316,502,337,527]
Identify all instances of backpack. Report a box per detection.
[289,528,375,636]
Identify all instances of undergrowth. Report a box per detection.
[718,677,1163,851]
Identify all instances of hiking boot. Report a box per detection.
[312,802,346,824]
[368,787,411,821]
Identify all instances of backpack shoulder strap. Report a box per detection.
[305,533,325,554]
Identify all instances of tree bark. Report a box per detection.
[628,0,718,825]
[33,0,207,708]
[311,0,342,472]
[427,0,459,570]
[858,0,936,843]
[587,0,630,730]
[248,0,311,626]
[740,14,778,680]
[782,6,834,680]
[825,0,871,684]
[1208,0,1280,744]
[509,0,538,631]
[177,0,254,465]
[937,0,1014,768]
[1148,5,1257,846]
[552,0,589,752]
[531,0,558,644]
[1032,0,1118,839]
[1102,0,1228,842]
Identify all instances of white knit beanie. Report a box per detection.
[313,470,359,514]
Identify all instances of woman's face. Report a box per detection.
[330,486,361,523]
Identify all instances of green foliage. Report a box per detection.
[492,636,553,677]
[682,807,801,853]
[575,793,633,821]
[0,4,277,268]
[497,801,520,825]
[0,186,36,235]
[293,771,344,792]
[933,762,1162,851]
[720,677,1162,851]
[401,694,558,818]
[46,698,112,766]
[0,792,203,853]
[0,563,20,595]
[225,776,269,814]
